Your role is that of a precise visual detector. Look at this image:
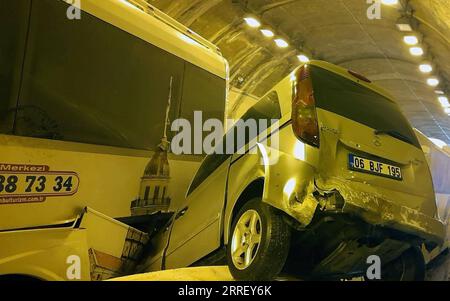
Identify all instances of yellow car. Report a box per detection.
[144,60,446,281]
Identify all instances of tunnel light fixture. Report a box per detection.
[403,35,418,45]
[396,15,413,32]
[419,64,433,73]
[435,90,445,95]
[427,78,440,87]
[260,29,274,38]
[438,96,450,108]
[382,0,398,5]
[244,17,261,28]
[409,47,424,56]
[274,38,289,48]
[297,55,310,63]
[397,23,413,32]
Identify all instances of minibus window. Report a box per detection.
[0,0,31,135]
[178,63,227,155]
[14,0,185,150]
[12,0,226,152]
[311,66,421,148]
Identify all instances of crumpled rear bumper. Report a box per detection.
[325,179,446,246]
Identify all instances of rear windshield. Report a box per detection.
[311,66,421,148]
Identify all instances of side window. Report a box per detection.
[177,63,226,155]
[187,91,281,196]
[0,0,31,134]
[241,91,281,123]
[234,91,281,145]
[14,0,184,151]
[179,64,226,122]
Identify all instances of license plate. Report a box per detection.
[349,154,402,181]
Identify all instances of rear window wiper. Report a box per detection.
[374,129,413,145]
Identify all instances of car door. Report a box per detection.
[164,153,232,269]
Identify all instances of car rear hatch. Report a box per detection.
[300,62,444,243]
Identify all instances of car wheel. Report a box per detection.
[366,247,425,281]
[226,198,291,281]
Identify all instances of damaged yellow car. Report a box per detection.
[143,60,446,281]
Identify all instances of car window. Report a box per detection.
[186,91,281,196]
[311,66,420,148]
[230,91,281,152]
[241,91,281,125]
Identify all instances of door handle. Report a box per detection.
[175,206,189,220]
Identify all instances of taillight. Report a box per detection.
[292,65,320,147]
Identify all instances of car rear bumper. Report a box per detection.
[322,178,446,246]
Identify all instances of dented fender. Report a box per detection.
[224,128,321,244]
[257,143,319,226]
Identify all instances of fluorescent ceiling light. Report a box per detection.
[403,36,418,45]
[435,90,445,95]
[297,55,310,63]
[260,29,274,37]
[438,96,450,108]
[419,64,433,73]
[274,38,289,48]
[427,78,440,87]
[244,17,261,28]
[409,47,424,56]
[397,23,413,32]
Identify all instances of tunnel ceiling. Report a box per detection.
[147,0,450,143]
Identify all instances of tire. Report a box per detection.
[366,247,425,281]
[226,198,291,281]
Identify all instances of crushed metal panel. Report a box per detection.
[80,207,149,280]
